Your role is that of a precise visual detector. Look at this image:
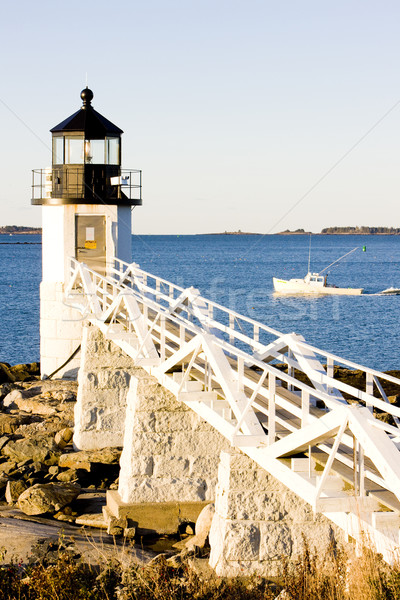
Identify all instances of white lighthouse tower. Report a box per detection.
[32,88,142,378]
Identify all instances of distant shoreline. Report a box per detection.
[277,227,400,235]
[1,227,400,236]
[203,231,262,235]
[0,227,41,235]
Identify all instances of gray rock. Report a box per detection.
[54,428,74,449]
[57,469,79,483]
[186,502,214,550]
[0,363,16,384]
[2,381,71,416]
[0,414,31,435]
[2,436,61,465]
[59,448,121,471]
[0,461,17,475]
[0,382,12,400]
[0,436,10,452]
[3,389,24,409]
[18,482,81,515]
[5,480,28,504]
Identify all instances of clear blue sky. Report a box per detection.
[1,0,399,234]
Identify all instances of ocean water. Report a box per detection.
[1,233,400,371]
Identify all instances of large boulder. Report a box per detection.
[2,435,61,465]
[59,448,122,472]
[0,363,15,384]
[5,480,28,504]
[0,362,39,384]
[3,380,76,416]
[0,413,31,435]
[186,502,215,549]
[10,363,40,382]
[18,482,81,515]
[3,389,57,416]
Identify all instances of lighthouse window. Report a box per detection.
[53,136,64,164]
[106,137,119,165]
[85,139,105,164]
[65,137,84,164]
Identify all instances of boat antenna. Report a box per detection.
[307,234,312,273]
[319,247,359,275]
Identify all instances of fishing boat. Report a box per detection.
[273,272,363,295]
[273,245,364,295]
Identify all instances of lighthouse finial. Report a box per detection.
[80,87,93,108]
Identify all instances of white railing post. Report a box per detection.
[359,445,365,497]
[301,389,310,426]
[156,280,161,304]
[254,324,259,344]
[229,314,235,345]
[160,314,166,362]
[327,356,334,394]
[353,436,358,496]
[268,372,276,445]
[288,349,293,391]
[366,372,374,414]
[179,323,185,348]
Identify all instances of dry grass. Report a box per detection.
[0,538,400,600]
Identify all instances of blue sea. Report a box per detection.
[1,233,400,371]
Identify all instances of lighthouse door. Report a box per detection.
[75,215,106,274]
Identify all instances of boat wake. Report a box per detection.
[369,288,400,296]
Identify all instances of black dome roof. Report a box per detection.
[50,88,123,138]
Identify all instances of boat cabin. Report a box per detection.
[304,272,326,286]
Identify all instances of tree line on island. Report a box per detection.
[278,226,400,235]
[0,225,41,234]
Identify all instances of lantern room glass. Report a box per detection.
[107,137,119,165]
[65,137,84,164]
[53,137,64,165]
[84,139,105,164]
[52,135,120,165]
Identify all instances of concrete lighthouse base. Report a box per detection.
[40,281,83,379]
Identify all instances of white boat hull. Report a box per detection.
[273,277,363,295]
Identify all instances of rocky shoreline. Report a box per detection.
[0,363,204,568]
[1,360,400,572]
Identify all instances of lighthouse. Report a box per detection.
[32,88,142,378]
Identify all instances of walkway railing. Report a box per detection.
[65,256,400,562]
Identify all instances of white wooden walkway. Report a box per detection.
[66,257,400,561]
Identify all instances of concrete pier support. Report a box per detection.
[74,324,138,450]
[117,372,230,504]
[105,371,230,533]
[209,450,345,578]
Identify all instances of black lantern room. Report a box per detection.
[32,88,142,206]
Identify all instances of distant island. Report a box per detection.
[206,230,262,235]
[277,227,400,235]
[0,226,42,235]
[277,229,312,235]
[321,226,400,235]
